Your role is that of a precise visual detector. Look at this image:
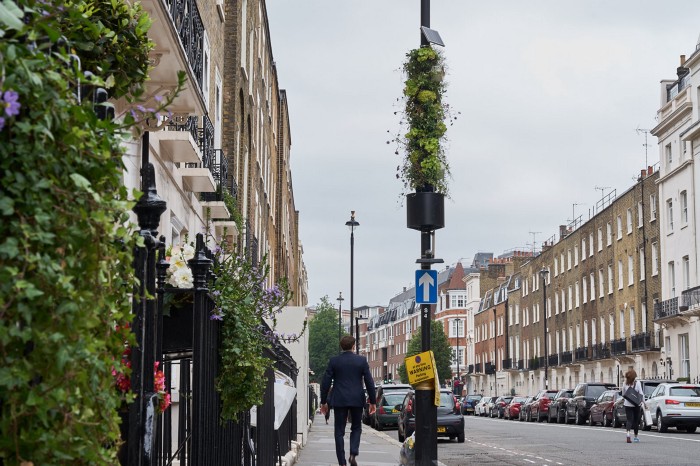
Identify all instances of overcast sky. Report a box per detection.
[266,1,700,309]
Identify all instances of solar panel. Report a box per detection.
[421,26,445,47]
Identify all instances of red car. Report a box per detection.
[505,396,528,420]
[589,389,620,427]
[528,389,559,422]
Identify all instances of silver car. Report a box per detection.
[646,383,700,433]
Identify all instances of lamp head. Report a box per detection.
[345,210,360,231]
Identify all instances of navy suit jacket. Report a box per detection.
[320,351,376,408]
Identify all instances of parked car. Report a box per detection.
[547,389,574,423]
[528,389,559,422]
[460,394,483,415]
[647,383,700,433]
[565,382,616,425]
[491,396,513,418]
[475,396,495,416]
[371,384,412,430]
[397,389,465,443]
[589,389,621,427]
[612,379,675,430]
[505,396,528,420]
[519,396,535,422]
[486,396,501,417]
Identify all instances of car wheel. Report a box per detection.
[564,410,570,424]
[657,411,668,433]
[686,426,697,433]
[604,412,611,428]
[558,409,565,424]
[398,428,404,442]
[548,409,554,423]
[458,431,465,443]
[375,420,383,431]
[576,409,585,425]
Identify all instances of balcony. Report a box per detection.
[591,343,610,360]
[610,338,628,356]
[467,364,474,374]
[485,362,496,375]
[474,363,482,374]
[680,285,700,317]
[547,354,559,367]
[560,351,573,365]
[155,115,200,163]
[574,347,588,361]
[654,297,684,323]
[516,359,524,370]
[631,331,662,353]
[502,358,513,370]
[142,0,206,115]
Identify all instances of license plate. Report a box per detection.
[686,402,700,407]
[437,427,446,433]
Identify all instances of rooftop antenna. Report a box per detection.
[528,231,541,256]
[636,126,651,168]
[570,202,585,224]
[595,186,610,208]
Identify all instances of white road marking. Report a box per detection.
[523,460,535,464]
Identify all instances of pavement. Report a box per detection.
[295,412,446,466]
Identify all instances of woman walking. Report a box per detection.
[622,369,645,443]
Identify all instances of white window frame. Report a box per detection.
[681,190,688,225]
[652,242,659,276]
[627,208,633,234]
[637,201,644,228]
[667,198,674,231]
[650,194,657,221]
[628,254,634,286]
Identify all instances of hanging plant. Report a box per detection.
[393,46,455,195]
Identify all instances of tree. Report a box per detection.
[308,296,347,383]
[398,320,452,385]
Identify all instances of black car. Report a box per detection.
[397,389,465,443]
[370,384,412,430]
[491,396,514,418]
[519,396,535,422]
[565,382,616,425]
[460,394,483,415]
[547,389,573,423]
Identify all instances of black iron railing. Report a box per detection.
[548,354,559,367]
[167,114,199,143]
[467,364,474,374]
[165,0,204,91]
[560,351,573,365]
[474,363,482,373]
[591,343,610,360]
[575,346,588,361]
[517,359,524,370]
[201,149,235,205]
[610,337,627,356]
[502,358,512,370]
[631,331,662,352]
[485,362,496,375]
[654,297,679,320]
[680,285,700,311]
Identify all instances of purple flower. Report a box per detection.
[0,117,4,131]
[2,90,20,117]
[210,313,223,321]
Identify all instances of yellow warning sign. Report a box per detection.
[405,351,436,385]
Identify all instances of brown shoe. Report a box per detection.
[349,454,357,466]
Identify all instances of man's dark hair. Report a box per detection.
[340,335,355,351]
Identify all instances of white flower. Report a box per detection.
[182,243,195,261]
[170,265,193,288]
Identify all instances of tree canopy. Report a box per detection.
[398,320,453,385]
[308,296,348,383]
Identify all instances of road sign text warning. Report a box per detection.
[405,351,436,385]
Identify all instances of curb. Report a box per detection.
[363,428,448,466]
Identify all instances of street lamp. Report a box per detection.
[345,211,360,349]
[355,315,367,355]
[539,267,549,389]
[337,292,344,354]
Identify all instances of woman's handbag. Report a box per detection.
[623,382,644,407]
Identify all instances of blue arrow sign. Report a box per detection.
[415,270,438,304]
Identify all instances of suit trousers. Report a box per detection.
[332,406,363,465]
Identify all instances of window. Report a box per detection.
[683,255,690,291]
[618,260,623,290]
[574,246,579,266]
[599,269,605,298]
[589,233,594,257]
[592,318,597,345]
[680,334,690,378]
[665,143,672,166]
[609,314,614,342]
[598,227,603,251]
[608,264,613,294]
[581,239,586,261]
[617,215,623,240]
[567,249,572,270]
[560,253,565,273]
[555,292,559,314]
[568,285,573,311]
[669,261,676,298]
[584,321,588,345]
[450,319,464,337]
[637,201,644,228]
[515,304,519,325]
[590,272,596,300]
[639,248,645,281]
[607,222,612,245]
[582,277,588,304]
[554,257,558,276]
[575,282,580,308]
[681,190,688,225]
[652,242,659,275]
[667,198,674,231]
[630,308,636,336]
[620,310,625,338]
[627,208,633,234]
[628,254,634,286]
[650,194,657,221]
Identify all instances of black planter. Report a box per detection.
[163,293,194,353]
[406,192,445,231]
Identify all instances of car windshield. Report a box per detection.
[643,384,659,397]
[439,392,455,408]
[383,393,408,406]
[512,397,527,403]
[670,387,700,397]
[467,395,482,401]
[587,386,607,399]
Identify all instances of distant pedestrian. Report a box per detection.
[622,369,645,443]
[320,335,376,466]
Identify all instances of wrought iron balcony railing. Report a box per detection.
[610,337,627,356]
[591,343,610,360]
[631,331,662,353]
[575,346,588,361]
[201,149,233,204]
[165,0,204,91]
[680,285,700,311]
[560,351,573,365]
[167,114,199,143]
[517,359,524,370]
[548,354,559,367]
[485,362,496,375]
[467,364,474,374]
[502,358,513,370]
[474,363,482,373]
[654,297,679,321]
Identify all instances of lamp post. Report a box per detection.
[337,292,344,354]
[345,211,360,349]
[355,315,367,355]
[454,318,462,394]
[539,267,549,389]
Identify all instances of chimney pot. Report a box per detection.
[681,54,687,65]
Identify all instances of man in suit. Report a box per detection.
[320,335,376,466]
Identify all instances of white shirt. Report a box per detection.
[622,380,644,408]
